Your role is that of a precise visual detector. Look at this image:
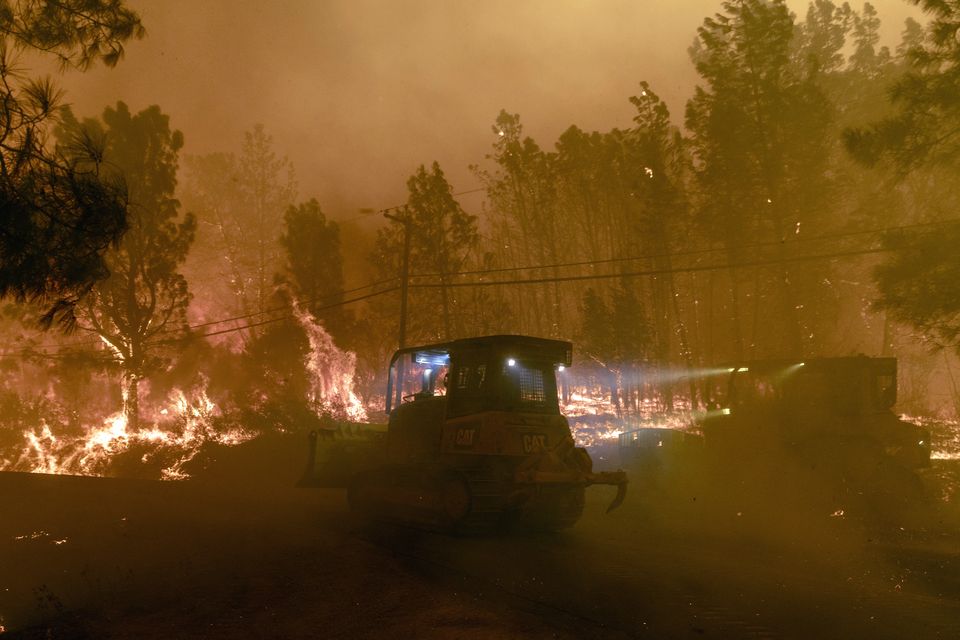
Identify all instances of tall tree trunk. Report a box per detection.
[880,311,895,356]
[440,272,452,340]
[510,178,545,336]
[122,370,140,431]
[749,264,762,358]
[669,273,699,409]
[770,213,804,357]
[727,253,746,361]
[652,274,674,411]
[258,200,266,316]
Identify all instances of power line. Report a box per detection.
[338,187,487,223]
[182,276,399,332]
[5,216,955,360]
[12,244,890,358]
[411,217,960,280]
[18,275,402,353]
[378,187,487,215]
[409,246,888,289]
[144,286,400,347]
[1,286,400,359]
[93,183,486,339]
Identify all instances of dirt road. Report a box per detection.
[2,439,959,639]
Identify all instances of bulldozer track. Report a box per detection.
[453,467,511,535]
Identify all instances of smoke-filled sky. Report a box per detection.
[53,0,919,224]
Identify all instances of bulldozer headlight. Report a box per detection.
[558,365,565,372]
[721,408,731,415]
[507,358,516,367]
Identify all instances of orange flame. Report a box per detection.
[901,414,960,461]
[562,388,696,449]
[293,304,368,422]
[3,381,254,479]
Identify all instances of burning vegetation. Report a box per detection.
[4,382,253,479]
[0,0,958,492]
[3,1,960,638]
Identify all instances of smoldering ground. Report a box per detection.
[2,431,959,639]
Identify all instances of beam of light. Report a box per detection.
[614,366,739,387]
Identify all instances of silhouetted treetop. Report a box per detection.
[0,0,144,69]
[845,1,960,172]
[0,143,127,327]
[280,198,349,340]
[0,0,143,328]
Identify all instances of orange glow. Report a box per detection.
[294,304,368,422]
[2,381,254,479]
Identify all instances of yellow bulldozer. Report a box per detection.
[299,335,627,533]
[697,357,931,470]
[619,356,931,503]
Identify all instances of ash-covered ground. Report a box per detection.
[2,433,960,640]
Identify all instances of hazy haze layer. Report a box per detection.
[53,0,919,220]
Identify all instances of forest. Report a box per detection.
[1,0,959,475]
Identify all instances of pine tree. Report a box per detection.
[280,198,349,342]
[685,0,834,359]
[371,162,478,345]
[0,1,143,326]
[844,2,960,351]
[58,103,195,429]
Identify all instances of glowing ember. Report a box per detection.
[568,419,624,449]
[293,304,368,422]
[901,414,960,460]
[12,531,67,545]
[562,388,696,449]
[562,391,617,418]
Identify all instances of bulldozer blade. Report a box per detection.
[606,480,628,513]
[298,430,384,489]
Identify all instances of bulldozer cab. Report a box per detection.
[721,357,898,419]
[385,335,573,419]
[385,348,451,410]
[383,336,573,464]
[698,356,921,457]
[699,356,930,473]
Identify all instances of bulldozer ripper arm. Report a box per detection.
[587,470,628,513]
[514,469,628,513]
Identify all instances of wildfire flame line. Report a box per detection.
[3,382,254,479]
[292,303,368,423]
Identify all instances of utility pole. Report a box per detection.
[383,211,412,349]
